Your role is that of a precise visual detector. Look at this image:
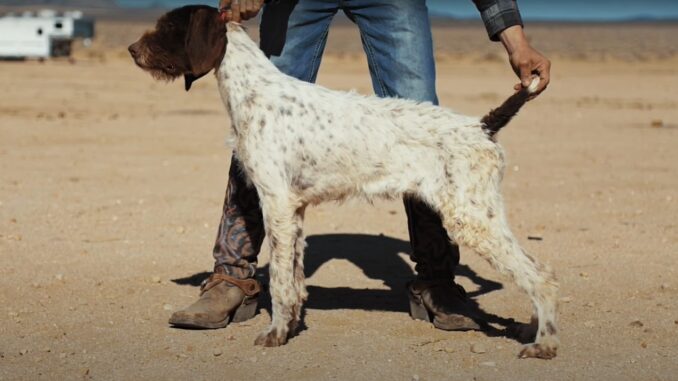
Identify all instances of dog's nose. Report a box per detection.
[128,43,139,58]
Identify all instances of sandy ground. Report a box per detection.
[1,19,678,380]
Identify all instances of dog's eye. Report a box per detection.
[166,64,175,71]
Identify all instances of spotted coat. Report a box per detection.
[218,23,559,359]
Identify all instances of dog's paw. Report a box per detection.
[518,343,558,359]
[254,327,288,347]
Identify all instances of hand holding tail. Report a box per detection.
[481,77,539,137]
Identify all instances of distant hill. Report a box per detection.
[2,0,676,22]
[0,0,169,21]
[0,0,116,7]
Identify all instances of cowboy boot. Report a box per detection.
[169,269,261,329]
[408,278,481,331]
[170,156,266,329]
[404,196,482,331]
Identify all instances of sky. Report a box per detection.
[115,0,678,21]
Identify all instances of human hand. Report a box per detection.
[219,0,265,23]
[499,25,551,97]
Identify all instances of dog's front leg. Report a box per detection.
[255,195,301,347]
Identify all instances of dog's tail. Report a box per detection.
[481,77,540,137]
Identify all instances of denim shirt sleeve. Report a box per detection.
[472,0,524,41]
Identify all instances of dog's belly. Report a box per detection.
[285,139,443,204]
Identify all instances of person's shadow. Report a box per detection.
[172,233,531,342]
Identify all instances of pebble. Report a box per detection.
[629,320,644,328]
[650,119,663,128]
[55,274,64,281]
[480,361,496,367]
[151,276,161,284]
[640,342,648,349]
[470,343,486,354]
[19,349,28,356]
[412,375,420,381]
[213,349,223,357]
[176,226,186,234]
[584,302,595,307]
[559,296,573,303]
[163,304,173,311]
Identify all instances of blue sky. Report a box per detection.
[115,0,678,21]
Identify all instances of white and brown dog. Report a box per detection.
[129,5,559,359]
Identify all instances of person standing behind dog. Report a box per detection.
[169,0,551,331]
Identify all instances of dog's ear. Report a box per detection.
[184,72,209,91]
[184,7,226,91]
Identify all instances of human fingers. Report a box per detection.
[230,0,241,23]
[244,0,256,19]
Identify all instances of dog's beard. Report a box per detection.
[131,45,182,82]
[132,58,180,82]
[146,67,178,82]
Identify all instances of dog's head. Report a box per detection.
[128,5,226,91]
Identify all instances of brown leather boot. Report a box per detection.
[408,279,482,331]
[169,273,261,329]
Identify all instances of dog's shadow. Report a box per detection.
[172,233,532,343]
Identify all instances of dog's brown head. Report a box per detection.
[128,5,226,91]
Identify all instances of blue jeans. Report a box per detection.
[261,0,439,104]
[214,0,458,280]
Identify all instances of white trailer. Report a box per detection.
[0,10,95,59]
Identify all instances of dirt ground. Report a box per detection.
[1,19,678,381]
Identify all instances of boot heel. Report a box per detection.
[232,296,258,323]
[408,292,431,322]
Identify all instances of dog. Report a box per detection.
[129,5,559,359]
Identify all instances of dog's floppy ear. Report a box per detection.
[184,72,208,91]
[184,7,226,91]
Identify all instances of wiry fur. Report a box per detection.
[130,8,559,358]
[217,23,559,358]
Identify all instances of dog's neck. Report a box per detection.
[217,23,280,135]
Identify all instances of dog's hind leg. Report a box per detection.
[254,195,302,347]
[441,192,559,359]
